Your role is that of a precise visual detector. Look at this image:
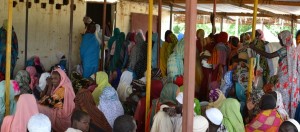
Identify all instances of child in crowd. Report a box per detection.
[66,110,91,132]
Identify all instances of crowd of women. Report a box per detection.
[1,14,300,132]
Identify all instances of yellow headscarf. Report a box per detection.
[92,72,111,105]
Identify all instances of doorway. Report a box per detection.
[86,2,115,36]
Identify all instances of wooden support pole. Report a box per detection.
[158,0,162,67]
[5,0,13,115]
[182,0,197,131]
[221,16,224,32]
[145,0,153,130]
[291,16,294,34]
[101,0,107,71]
[170,4,173,30]
[68,0,74,76]
[25,0,29,67]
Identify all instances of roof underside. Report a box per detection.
[153,0,300,23]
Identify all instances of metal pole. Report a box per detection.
[5,0,13,115]
[170,4,173,30]
[100,0,107,71]
[25,0,29,67]
[145,0,153,130]
[248,0,258,99]
[157,0,162,68]
[182,0,197,131]
[68,0,74,76]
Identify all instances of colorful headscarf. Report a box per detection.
[151,68,162,79]
[220,98,245,132]
[275,91,289,120]
[1,94,39,132]
[217,32,228,44]
[0,80,19,124]
[117,71,133,102]
[159,83,179,105]
[74,89,112,131]
[256,29,265,41]
[92,72,111,105]
[15,70,31,94]
[221,71,233,97]
[26,66,38,90]
[167,39,184,81]
[38,72,51,92]
[150,80,163,101]
[98,87,124,127]
[207,89,226,109]
[246,109,283,131]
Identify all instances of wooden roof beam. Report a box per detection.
[224,0,296,21]
[173,11,271,17]
[163,0,300,6]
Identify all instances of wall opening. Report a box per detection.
[41,3,46,8]
[28,2,32,8]
[63,0,69,5]
[73,4,76,11]
[34,0,39,3]
[19,0,24,2]
[13,1,17,7]
[49,0,54,4]
[56,4,61,9]
[86,2,113,36]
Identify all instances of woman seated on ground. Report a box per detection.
[38,68,75,132]
[220,98,245,132]
[98,86,124,127]
[92,71,111,106]
[206,85,226,109]
[0,80,20,125]
[145,83,180,131]
[246,94,283,131]
[74,89,112,132]
[1,94,39,132]
[270,91,289,121]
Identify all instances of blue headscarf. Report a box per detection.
[177,33,184,41]
[221,71,233,97]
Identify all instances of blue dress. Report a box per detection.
[80,33,100,78]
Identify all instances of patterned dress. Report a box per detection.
[274,31,300,118]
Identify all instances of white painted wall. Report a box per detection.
[116,0,171,40]
[0,0,170,77]
[0,0,86,76]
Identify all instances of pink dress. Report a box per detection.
[38,68,75,132]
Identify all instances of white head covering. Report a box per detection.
[27,113,51,132]
[176,92,184,104]
[151,105,174,132]
[275,91,289,120]
[56,51,65,62]
[65,128,83,132]
[287,119,300,131]
[117,71,133,102]
[98,87,124,127]
[205,108,223,125]
[193,115,209,132]
[38,73,50,92]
